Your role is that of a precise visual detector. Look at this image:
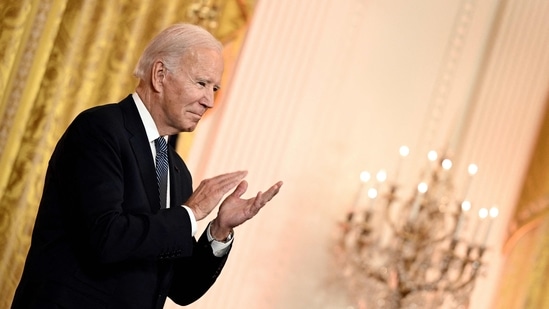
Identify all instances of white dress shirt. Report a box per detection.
[132,93,232,256]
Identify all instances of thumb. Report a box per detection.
[231,180,248,198]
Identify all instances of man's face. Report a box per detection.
[159,47,223,133]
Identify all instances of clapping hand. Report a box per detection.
[185,171,248,221]
[210,179,283,240]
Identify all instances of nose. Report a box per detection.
[200,88,215,108]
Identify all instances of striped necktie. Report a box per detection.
[155,137,168,209]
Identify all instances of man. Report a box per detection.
[12,23,283,309]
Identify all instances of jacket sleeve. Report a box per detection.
[168,231,231,305]
[57,109,195,264]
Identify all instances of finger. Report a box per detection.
[203,171,248,195]
[249,182,282,209]
[214,170,248,189]
[248,191,265,216]
[261,181,283,202]
[231,180,248,198]
[247,182,281,218]
[208,170,247,184]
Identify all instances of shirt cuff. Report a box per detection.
[206,222,233,257]
[181,205,197,236]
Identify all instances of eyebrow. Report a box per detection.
[200,77,221,90]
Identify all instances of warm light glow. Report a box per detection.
[468,164,478,175]
[442,158,453,170]
[360,171,371,182]
[376,170,387,182]
[399,145,410,157]
[461,200,471,211]
[417,182,428,193]
[478,207,488,219]
[489,206,499,218]
[367,188,378,199]
[427,150,438,161]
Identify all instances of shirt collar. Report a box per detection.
[132,92,162,143]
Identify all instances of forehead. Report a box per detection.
[181,47,224,80]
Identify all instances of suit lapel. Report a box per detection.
[168,147,183,207]
[119,95,160,213]
[168,146,194,206]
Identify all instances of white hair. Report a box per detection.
[133,23,222,79]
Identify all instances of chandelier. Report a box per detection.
[336,146,499,309]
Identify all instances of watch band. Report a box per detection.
[218,229,234,243]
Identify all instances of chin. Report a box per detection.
[182,125,197,132]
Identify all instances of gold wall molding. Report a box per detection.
[494,94,549,308]
[504,196,549,254]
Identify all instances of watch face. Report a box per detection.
[226,230,234,242]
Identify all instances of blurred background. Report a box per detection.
[1,0,548,308]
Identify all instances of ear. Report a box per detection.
[151,60,166,92]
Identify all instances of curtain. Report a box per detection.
[0,0,253,307]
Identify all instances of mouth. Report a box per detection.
[189,111,203,120]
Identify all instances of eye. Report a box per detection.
[197,81,206,87]
[213,86,220,92]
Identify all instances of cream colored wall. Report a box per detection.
[167,0,549,308]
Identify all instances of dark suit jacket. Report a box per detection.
[12,95,229,309]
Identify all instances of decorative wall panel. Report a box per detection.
[176,0,549,308]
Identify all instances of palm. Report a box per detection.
[217,180,283,229]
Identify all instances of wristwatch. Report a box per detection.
[212,228,233,243]
[219,229,234,243]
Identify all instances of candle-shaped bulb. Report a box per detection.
[489,206,499,218]
[376,170,387,182]
[399,146,410,157]
[418,182,428,193]
[408,182,428,221]
[360,171,371,182]
[454,200,471,238]
[352,171,371,209]
[461,200,471,211]
[461,164,477,202]
[442,158,453,170]
[468,164,478,175]
[428,150,438,162]
[367,188,378,199]
[394,146,409,182]
[481,206,499,246]
[478,207,488,219]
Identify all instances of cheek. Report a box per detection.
[166,85,188,105]
[181,87,205,104]
[167,91,199,117]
